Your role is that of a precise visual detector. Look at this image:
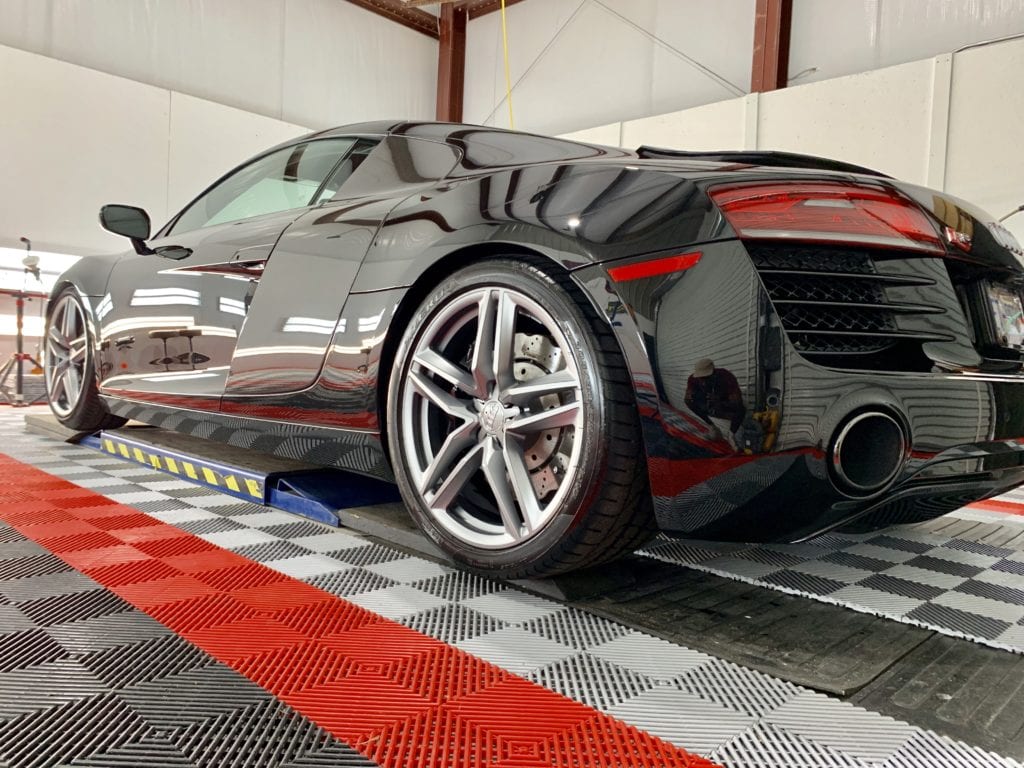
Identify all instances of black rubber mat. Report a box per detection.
[571,556,932,696]
[851,634,1024,760]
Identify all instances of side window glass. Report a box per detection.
[169,138,355,234]
[313,139,380,204]
[326,136,461,201]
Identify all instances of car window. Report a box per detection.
[312,138,380,205]
[169,138,356,234]
[325,136,461,200]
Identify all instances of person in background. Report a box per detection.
[684,358,746,450]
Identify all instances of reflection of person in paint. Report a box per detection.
[684,358,746,449]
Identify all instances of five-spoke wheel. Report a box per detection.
[388,259,652,578]
[401,286,584,549]
[45,292,89,418]
[44,289,126,431]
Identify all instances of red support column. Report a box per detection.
[436,4,467,122]
[750,0,792,93]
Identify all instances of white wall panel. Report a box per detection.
[0,0,50,52]
[621,97,751,151]
[622,0,753,114]
[0,45,170,256]
[280,0,437,129]
[465,0,752,137]
[466,0,583,131]
[558,123,622,146]
[560,35,1024,245]
[945,37,1024,242]
[789,0,1024,86]
[0,0,436,128]
[0,44,310,257]
[757,59,935,183]
[166,94,308,225]
[47,0,285,119]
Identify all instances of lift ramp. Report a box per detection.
[26,414,401,528]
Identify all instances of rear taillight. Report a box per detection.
[709,181,945,254]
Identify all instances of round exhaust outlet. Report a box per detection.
[830,411,907,496]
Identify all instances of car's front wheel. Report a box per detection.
[387,258,653,578]
[45,288,126,432]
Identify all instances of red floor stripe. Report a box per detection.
[968,499,1024,517]
[0,454,717,768]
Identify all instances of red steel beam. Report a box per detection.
[750,0,792,92]
[342,0,439,38]
[465,0,528,20]
[436,3,467,121]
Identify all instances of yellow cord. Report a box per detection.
[500,0,515,129]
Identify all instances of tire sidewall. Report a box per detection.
[387,258,609,573]
[45,288,99,428]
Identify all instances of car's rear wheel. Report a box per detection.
[45,289,126,432]
[387,258,653,578]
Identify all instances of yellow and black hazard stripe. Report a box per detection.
[100,436,264,501]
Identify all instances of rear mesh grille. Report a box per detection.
[766,274,883,304]
[750,245,950,369]
[779,305,897,333]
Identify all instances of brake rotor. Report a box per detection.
[513,333,575,500]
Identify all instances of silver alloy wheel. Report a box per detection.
[401,286,585,549]
[45,294,89,418]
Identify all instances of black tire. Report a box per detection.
[45,288,127,432]
[386,257,654,579]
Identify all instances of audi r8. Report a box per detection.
[45,121,1024,577]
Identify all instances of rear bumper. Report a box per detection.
[573,240,1024,542]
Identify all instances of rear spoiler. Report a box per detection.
[635,147,889,178]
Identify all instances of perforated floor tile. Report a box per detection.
[363,556,452,584]
[346,583,449,620]
[237,511,304,529]
[288,531,370,553]
[0,447,716,768]
[460,587,565,624]
[1,409,1022,767]
[524,606,633,650]
[398,602,507,646]
[455,625,577,675]
[269,554,353,580]
[764,690,917,763]
[712,722,866,768]
[590,631,714,681]
[609,687,756,754]
[641,509,1024,654]
[200,528,281,549]
[0,549,377,768]
[528,651,658,711]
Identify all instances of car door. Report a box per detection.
[220,135,462,407]
[97,137,358,405]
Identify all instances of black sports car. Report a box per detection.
[45,121,1024,577]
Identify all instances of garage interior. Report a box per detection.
[3,1,1024,766]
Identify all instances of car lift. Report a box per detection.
[26,413,409,527]
[23,413,633,601]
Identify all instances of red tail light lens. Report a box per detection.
[607,251,702,282]
[709,181,944,254]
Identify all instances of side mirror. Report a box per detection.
[99,204,154,255]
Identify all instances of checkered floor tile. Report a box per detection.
[0,530,377,767]
[1,408,1021,766]
[639,513,1024,654]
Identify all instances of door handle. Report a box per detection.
[232,244,274,261]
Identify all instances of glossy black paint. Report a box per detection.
[56,121,1024,543]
